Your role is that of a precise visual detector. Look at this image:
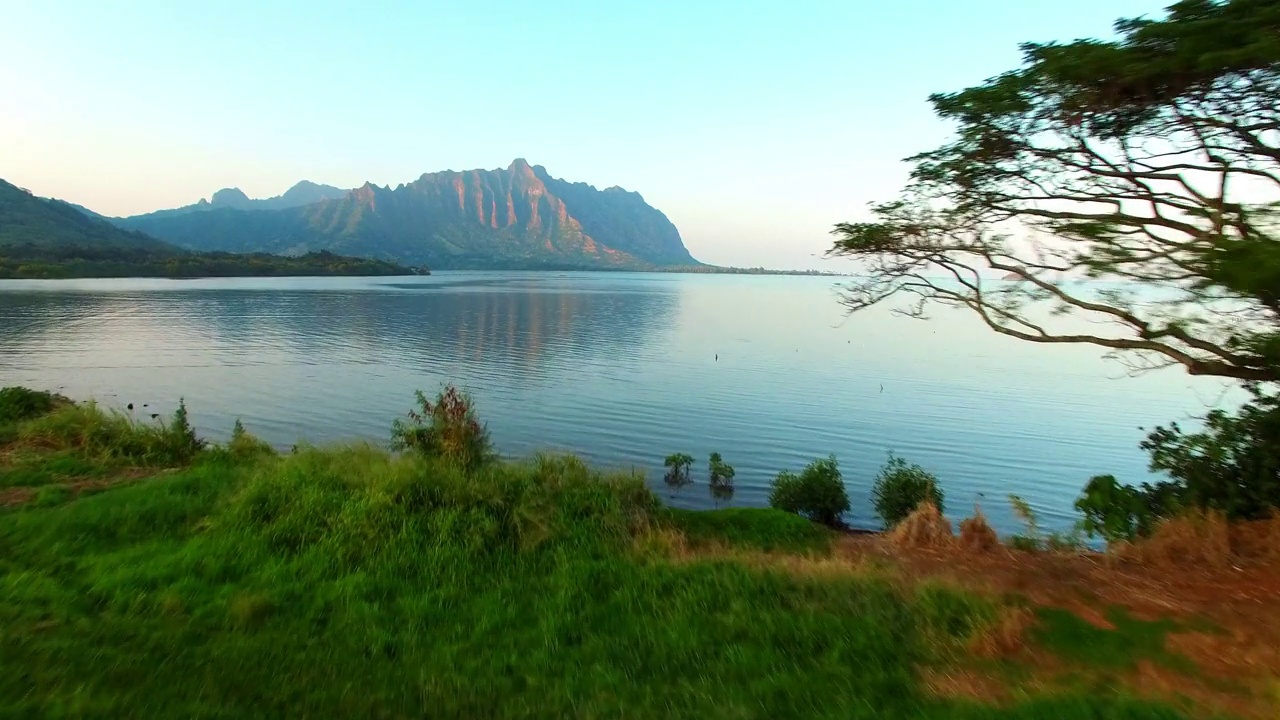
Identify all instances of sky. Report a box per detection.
[1,0,1172,269]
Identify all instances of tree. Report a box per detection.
[829,0,1280,382]
[663,453,695,497]
[708,452,736,507]
[768,455,850,528]
[392,386,493,472]
[1141,385,1280,519]
[871,453,945,528]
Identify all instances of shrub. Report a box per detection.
[1009,494,1083,552]
[1075,475,1161,543]
[163,399,205,463]
[1075,388,1280,544]
[768,455,849,527]
[391,385,493,472]
[0,387,59,425]
[15,399,205,466]
[871,453,944,528]
[1008,495,1041,550]
[1141,387,1280,521]
[227,418,275,459]
[662,453,694,497]
[708,452,735,506]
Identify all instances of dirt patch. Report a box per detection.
[0,469,163,508]
[1114,511,1233,567]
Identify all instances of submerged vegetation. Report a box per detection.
[4,386,1274,719]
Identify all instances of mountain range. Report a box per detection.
[114,160,699,270]
[0,179,419,279]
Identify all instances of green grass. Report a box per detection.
[662,506,835,553]
[1032,606,1195,674]
[0,391,1202,719]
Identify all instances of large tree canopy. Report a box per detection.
[830,0,1280,382]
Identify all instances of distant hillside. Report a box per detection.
[127,180,350,221]
[0,179,422,279]
[116,160,700,270]
[0,179,175,253]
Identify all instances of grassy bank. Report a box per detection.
[0,389,1272,719]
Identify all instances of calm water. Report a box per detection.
[0,272,1238,533]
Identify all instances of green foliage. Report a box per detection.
[226,418,276,460]
[768,455,850,528]
[0,386,60,425]
[1078,389,1280,545]
[871,453,944,528]
[662,452,694,496]
[828,0,1280,384]
[707,451,735,506]
[1141,388,1280,521]
[15,400,205,468]
[165,399,205,462]
[391,385,493,472]
[1074,475,1170,543]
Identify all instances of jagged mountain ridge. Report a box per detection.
[116,160,698,270]
[127,180,349,221]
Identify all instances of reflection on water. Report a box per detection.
[0,272,1239,533]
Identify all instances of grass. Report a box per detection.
[1032,606,1196,674]
[661,506,835,553]
[0,389,1211,719]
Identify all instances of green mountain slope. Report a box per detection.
[117,160,700,270]
[0,179,175,252]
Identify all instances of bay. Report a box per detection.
[0,271,1237,534]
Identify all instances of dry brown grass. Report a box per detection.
[886,501,954,550]
[967,606,1034,658]
[1114,510,1232,567]
[958,510,1000,553]
[920,666,1011,703]
[1229,513,1280,562]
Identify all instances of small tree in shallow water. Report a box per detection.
[708,452,736,507]
[769,455,850,528]
[392,385,493,472]
[663,453,694,497]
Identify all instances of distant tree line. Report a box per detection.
[0,244,425,279]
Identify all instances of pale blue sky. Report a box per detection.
[2,0,1169,268]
